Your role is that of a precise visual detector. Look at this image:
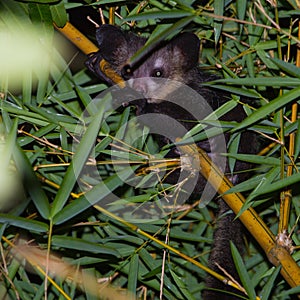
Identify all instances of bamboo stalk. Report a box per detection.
[176,140,300,291]
[55,22,126,88]
[279,20,300,233]
[54,22,99,55]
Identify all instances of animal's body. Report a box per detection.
[86,24,256,299]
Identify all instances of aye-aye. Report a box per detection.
[86,24,256,300]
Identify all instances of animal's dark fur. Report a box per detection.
[86,25,256,299]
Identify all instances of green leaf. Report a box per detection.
[50,100,108,218]
[129,15,196,66]
[128,253,139,295]
[1,111,50,219]
[214,0,224,43]
[15,144,51,219]
[0,214,48,232]
[27,104,77,125]
[214,77,300,87]
[295,119,300,159]
[249,171,300,198]
[169,269,194,299]
[203,83,261,98]
[0,117,18,168]
[28,3,53,38]
[19,0,59,3]
[227,132,240,173]
[271,57,300,78]
[280,285,300,297]
[224,174,265,195]
[256,50,279,70]
[125,9,194,21]
[230,242,256,300]
[52,168,133,225]
[0,0,30,26]
[235,167,281,213]
[254,38,289,51]
[52,235,120,256]
[49,95,82,120]
[74,85,94,111]
[261,267,281,300]
[223,153,281,166]
[139,248,182,298]
[50,1,67,28]
[233,86,300,132]
[236,0,247,34]
[22,71,33,105]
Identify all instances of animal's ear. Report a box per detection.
[95,25,129,63]
[170,32,200,69]
[85,25,130,85]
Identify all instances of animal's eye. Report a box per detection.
[121,65,133,79]
[152,68,163,78]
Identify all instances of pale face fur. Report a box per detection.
[125,44,196,103]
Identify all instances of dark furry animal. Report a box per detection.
[86,24,256,299]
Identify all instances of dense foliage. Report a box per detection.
[0,0,299,299]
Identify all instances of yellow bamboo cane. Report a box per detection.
[55,22,125,88]
[54,22,99,55]
[176,140,300,291]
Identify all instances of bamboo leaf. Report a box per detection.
[139,248,182,298]
[236,0,247,34]
[19,0,59,3]
[214,0,224,43]
[261,267,281,300]
[52,235,120,256]
[50,100,108,218]
[271,57,300,78]
[50,1,67,28]
[128,253,139,295]
[1,111,50,218]
[15,144,51,219]
[52,168,134,225]
[129,15,196,66]
[125,9,194,21]
[0,0,30,26]
[230,242,256,300]
[22,71,32,105]
[249,171,300,198]
[213,77,300,86]
[203,84,261,98]
[0,214,48,232]
[169,269,194,299]
[233,86,300,132]
[223,153,281,166]
[28,3,53,38]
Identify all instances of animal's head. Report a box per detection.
[86,25,200,103]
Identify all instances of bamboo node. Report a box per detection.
[276,230,294,254]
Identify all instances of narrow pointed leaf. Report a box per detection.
[0,214,48,232]
[50,1,67,27]
[50,101,107,218]
[128,253,139,294]
[233,86,300,132]
[230,242,256,300]
[52,235,120,256]
[261,267,281,300]
[53,167,135,224]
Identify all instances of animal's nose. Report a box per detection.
[131,79,148,95]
